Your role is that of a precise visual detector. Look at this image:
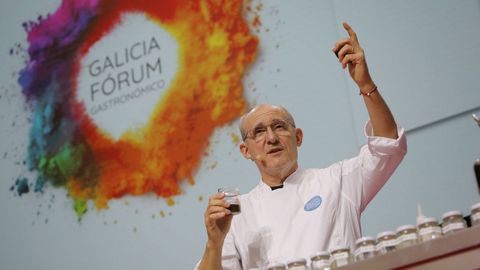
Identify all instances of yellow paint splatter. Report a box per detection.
[230,133,240,145]
[166,197,175,206]
[209,161,218,170]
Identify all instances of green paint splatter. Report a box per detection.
[55,143,85,178]
[37,142,86,187]
[73,198,87,222]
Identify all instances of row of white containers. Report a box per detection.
[264,202,480,270]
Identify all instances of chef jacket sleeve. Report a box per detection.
[339,120,407,213]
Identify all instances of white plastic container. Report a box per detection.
[396,225,418,249]
[441,210,466,235]
[310,251,330,270]
[286,258,307,270]
[417,217,442,242]
[354,236,376,261]
[329,246,353,269]
[266,262,287,270]
[375,231,397,255]
[470,202,480,227]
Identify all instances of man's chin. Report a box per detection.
[262,158,294,172]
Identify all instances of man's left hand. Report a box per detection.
[333,22,375,93]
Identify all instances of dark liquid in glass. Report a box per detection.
[228,204,241,214]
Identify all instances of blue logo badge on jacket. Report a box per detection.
[304,195,322,211]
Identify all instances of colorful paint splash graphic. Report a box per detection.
[17,0,259,219]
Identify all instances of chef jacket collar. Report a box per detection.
[258,167,303,193]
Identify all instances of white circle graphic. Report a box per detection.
[77,13,178,139]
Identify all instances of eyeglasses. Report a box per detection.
[243,119,295,143]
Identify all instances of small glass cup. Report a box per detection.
[218,187,241,215]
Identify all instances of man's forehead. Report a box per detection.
[243,105,289,127]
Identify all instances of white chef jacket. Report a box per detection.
[197,122,407,270]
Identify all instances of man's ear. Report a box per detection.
[295,128,303,147]
[239,142,251,159]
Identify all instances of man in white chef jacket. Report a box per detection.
[197,22,407,270]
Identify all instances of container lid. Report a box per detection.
[329,245,350,253]
[417,217,438,226]
[441,210,463,220]
[310,251,330,259]
[286,258,306,266]
[396,224,416,233]
[265,262,286,269]
[470,202,480,211]
[355,236,374,245]
[376,230,396,240]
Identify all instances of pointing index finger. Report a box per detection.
[343,22,358,43]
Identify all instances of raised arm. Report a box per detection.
[333,22,398,139]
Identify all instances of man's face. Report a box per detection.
[240,105,302,176]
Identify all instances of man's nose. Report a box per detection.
[265,127,279,143]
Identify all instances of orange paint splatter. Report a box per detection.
[252,16,262,29]
[65,0,258,210]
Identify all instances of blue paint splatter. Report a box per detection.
[15,177,30,196]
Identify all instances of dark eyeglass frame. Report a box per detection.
[242,119,296,142]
